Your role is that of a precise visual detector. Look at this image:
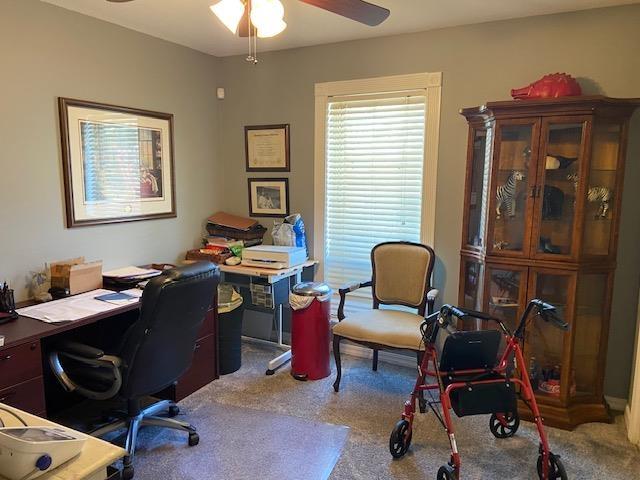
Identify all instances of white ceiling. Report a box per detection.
[42,0,639,57]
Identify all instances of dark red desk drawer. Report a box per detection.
[0,377,46,414]
[173,334,216,401]
[196,308,216,339]
[0,341,42,390]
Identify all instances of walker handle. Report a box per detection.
[531,299,569,331]
[441,304,495,321]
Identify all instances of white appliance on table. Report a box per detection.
[0,426,87,480]
[241,246,307,269]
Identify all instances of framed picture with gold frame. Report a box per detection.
[58,98,176,227]
[245,124,290,172]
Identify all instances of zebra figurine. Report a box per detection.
[496,171,525,219]
[588,186,613,218]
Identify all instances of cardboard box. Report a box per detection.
[50,257,103,295]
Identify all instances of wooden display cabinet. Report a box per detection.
[458,96,639,429]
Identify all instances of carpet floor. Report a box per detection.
[144,342,639,479]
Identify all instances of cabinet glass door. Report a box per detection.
[532,118,588,259]
[460,258,484,311]
[525,271,573,404]
[464,128,491,250]
[582,121,622,257]
[572,273,609,399]
[487,121,539,256]
[484,265,527,334]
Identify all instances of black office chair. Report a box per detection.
[48,262,220,480]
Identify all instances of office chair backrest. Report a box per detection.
[371,242,435,315]
[119,262,220,398]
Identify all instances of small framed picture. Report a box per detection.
[248,178,289,217]
[58,97,176,227]
[245,124,290,172]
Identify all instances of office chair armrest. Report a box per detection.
[48,345,123,401]
[337,280,372,321]
[55,340,105,359]
[426,288,439,315]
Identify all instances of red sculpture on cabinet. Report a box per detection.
[511,73,582,100]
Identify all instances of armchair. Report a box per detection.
[332,242,438,397]
[48,262,220,480]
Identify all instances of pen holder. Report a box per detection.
[0,288,18,324]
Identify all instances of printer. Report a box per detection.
[241,246,307,269]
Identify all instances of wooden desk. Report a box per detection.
[0,295,218,417]
[0,403,125,480]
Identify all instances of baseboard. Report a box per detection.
[605,395,627,412]
[338,342,416,369]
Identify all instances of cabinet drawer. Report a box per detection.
[196,308,216,339]
[0,342,42,390]
[175,334,216,400]
[0,377,46,415]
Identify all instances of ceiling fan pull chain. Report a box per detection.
[253,26,258,64]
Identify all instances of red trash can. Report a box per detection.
[290,282,332,381]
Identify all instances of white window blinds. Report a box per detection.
[324,94,426,315]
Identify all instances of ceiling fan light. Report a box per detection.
[257,19,287,38]
[210,0,245,34]
[250,0,285,31]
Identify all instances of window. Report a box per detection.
[314,73,442,315]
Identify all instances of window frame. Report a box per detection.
[313,72,442,280]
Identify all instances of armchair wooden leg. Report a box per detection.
[332,335,342,392]
[372,349,379,372]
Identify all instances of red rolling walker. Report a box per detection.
[389,299,569,480]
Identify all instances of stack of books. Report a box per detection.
[186,212,267,264]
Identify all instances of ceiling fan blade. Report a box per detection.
[299,0,390,26]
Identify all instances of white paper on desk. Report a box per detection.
[102,266,161,279]
[17,289,133,323]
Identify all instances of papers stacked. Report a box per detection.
[102,266,162,280]
[17,289,140,324]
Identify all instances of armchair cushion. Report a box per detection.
[332,309,425,351]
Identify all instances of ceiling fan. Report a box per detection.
[213,0,390,62]
[106,0,390,63]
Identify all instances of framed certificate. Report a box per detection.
[245,124,290,172]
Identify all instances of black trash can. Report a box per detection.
[218,284,244,375]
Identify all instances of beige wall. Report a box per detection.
[1,1,638,399]
[218,5,640,398]
[0,0,223,301]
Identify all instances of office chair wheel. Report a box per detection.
[389,419,412,459]
[121,465,134,480]
[265,369,275,376]
[537,453,567,480]
[188,432,200,446]
[436,464,457,480]
[168,405,180,417]
[489,412,520,438]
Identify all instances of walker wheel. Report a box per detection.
[389,419,412,458]
[436,464,457,480]
[536,452,567,480]
[489,412,520,438]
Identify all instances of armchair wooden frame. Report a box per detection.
[332,242,438,396]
